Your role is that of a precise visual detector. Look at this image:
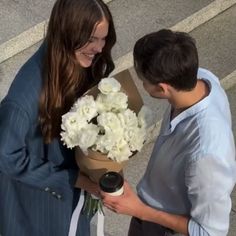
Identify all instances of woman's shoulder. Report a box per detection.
[5,43,46,105]
[1,43,46,117]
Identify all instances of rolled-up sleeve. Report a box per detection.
[185,154,236,236]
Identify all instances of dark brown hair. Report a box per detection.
[133,29,198,91]
[39,0,116,143]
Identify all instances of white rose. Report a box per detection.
[118,109,138,128]
[61,112,87,133]
[94,131,118,153]
[96,92,128,113]
[77,123,99,153]
[60,131,78,149]
[72,95,98,121]
[108,139,132,162]
[107,92,128,112]
[98,77,121,94]
[97,112,122,132]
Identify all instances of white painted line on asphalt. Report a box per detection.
[221,70,236,90]
[1,0,236,69]
[112,0,236,75]
[0,0,113,64]
[0,21,48,63]
[171,0,236,33]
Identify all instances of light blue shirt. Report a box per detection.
[137,68,236,236]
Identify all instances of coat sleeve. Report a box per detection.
[0,100,78,201]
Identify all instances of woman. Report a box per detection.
[0,0,116,235]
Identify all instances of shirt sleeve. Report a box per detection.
[0,100,77,201]
[185,154,236,236]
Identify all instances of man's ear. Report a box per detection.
[156,83,169,94]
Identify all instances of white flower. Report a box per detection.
[118,109,138,128]
[77,124,100,153]
[95,131,119,153]
[96,92,128,113]
[97,112,122,132]
[108,139,132,162]
[107,92,128,112]
[61,112,87,132]
[72,95,97,121]
[98,77,121,94]
[60,131,79,149]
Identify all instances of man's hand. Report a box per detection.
[101,180,146,218]
[101,180,189,235]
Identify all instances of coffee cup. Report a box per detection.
[99,171,124,196]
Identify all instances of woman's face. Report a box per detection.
[75,18,109,68]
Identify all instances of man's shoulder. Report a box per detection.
[197,68,220,84]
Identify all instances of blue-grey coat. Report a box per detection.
[0,44,90,236]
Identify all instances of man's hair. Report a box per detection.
[133,29,199,91]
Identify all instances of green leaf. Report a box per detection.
[82,193,104,217]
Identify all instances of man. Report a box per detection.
[101,29,236,235]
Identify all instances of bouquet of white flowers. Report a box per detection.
[61,71,152,217]
[61,77,150,162]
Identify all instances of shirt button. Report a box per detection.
[44,187,50,192]
[57,194,62,199]
[51,191,56,196]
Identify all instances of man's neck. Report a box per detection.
[170,79,209,120]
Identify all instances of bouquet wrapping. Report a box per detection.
[75,148,126,184]
[61,70,152,215]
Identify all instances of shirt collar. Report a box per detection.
[164,78,212,134]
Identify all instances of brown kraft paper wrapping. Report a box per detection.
[75,148,127,184]
[75,69,144,183]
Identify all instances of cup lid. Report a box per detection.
[99,171,124,193]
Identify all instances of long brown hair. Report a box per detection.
[39,0,116,143]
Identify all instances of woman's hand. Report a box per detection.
[101,180,146,218]
[75,172,100,197]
